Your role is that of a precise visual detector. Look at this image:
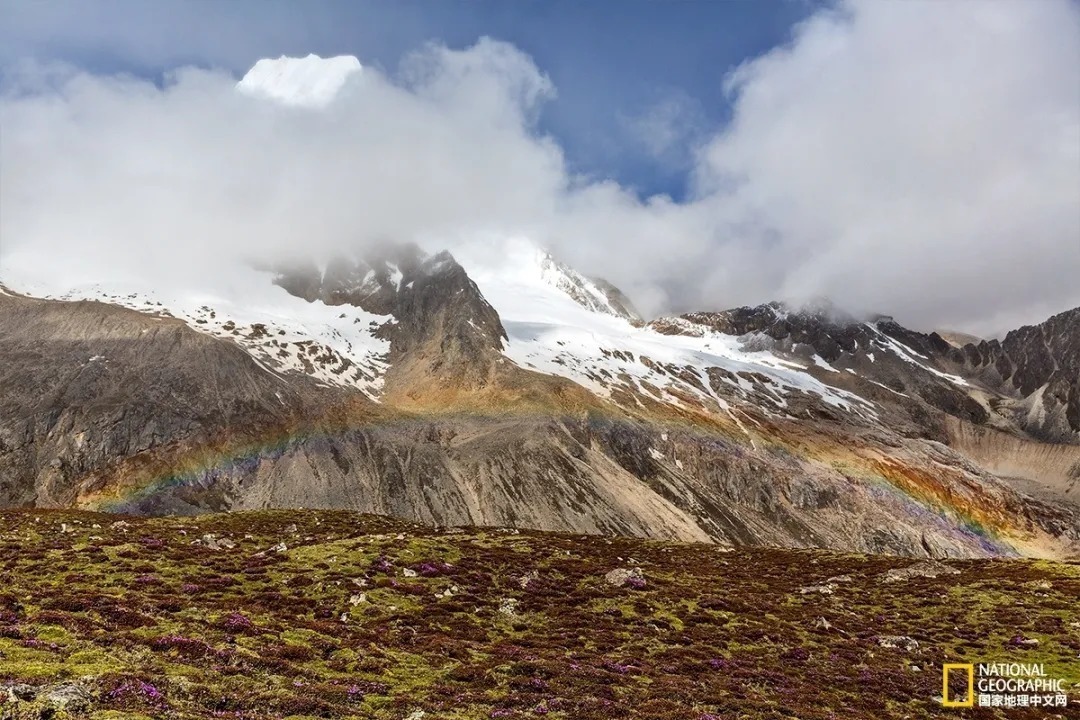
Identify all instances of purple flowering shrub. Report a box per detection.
[104,677,168,710]
[219,611,254,633]
[2,508,1075,720]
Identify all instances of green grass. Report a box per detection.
[0,509,1077,719]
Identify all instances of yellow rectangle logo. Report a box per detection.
[942,663,975,707]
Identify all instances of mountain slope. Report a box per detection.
[2,236,1079,560]
[0,290,383,509]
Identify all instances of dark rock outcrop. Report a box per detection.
[944,308,1080,441]
[651,301,991,434]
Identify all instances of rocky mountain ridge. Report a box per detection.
[1,242,1078,560]
[944,307,1080,443]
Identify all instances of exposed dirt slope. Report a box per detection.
[943,416,1080,506]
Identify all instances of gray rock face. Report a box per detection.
[272,243,426,315]
[0,292,345,508]
[384,250,507,358]
[944,308,1080,442]
[651,301,990,432]
[272,246,509,397]
[273,245,507,356]
[589,277,642,322]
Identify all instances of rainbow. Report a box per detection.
[82,410,1030,556]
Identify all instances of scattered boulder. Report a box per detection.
[47,683,92,710]
[200,534,236,551]
[498,598,519,616]
[877,635,920,652]
[402,568,418,578]
[879,561,959,584]
[435,585,458,599]
[799,573,857,596]
[10,683,94,714]
[605,567,644,588]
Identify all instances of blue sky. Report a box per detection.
[0,0,822,200]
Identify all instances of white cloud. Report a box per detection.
[0,39,568,290]
[1,1,1078,335]
[689,0,1080,334]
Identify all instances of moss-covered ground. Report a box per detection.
[0,510,1077,719]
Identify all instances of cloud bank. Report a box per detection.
[1,0,1077,335]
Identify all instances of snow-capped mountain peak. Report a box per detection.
[454,237,640,322]
[449,237,870,417]
[237,54,362,107]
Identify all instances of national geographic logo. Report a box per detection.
[943,663,1070,709]
[942,664,974,708]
